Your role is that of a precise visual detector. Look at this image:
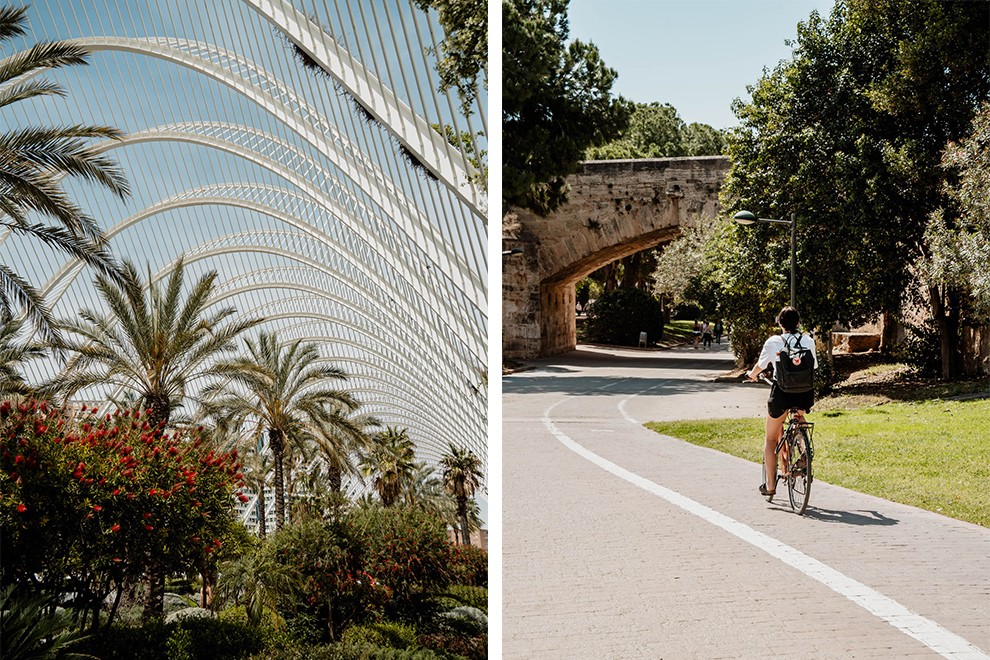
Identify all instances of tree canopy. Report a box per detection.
[414,0,487,114]
[587,102,726,160]
[923,101,990,321]
[707,0,989,369]
[502,0,631,216]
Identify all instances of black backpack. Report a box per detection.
[775,333,815,393]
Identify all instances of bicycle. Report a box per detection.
[754,372,815,515]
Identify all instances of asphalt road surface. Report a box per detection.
[502,343,990,660]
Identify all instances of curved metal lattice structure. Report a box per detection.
[0,1,488,509]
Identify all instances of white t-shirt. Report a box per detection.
[757,332,819,371]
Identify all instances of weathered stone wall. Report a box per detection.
[503,156,730,358]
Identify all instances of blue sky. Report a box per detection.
[567,0,835,130]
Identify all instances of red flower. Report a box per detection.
[145,525,154,531]
[111,524,120,532]
[238,495,249,503]
[143,512,152,518]
[113,489,121,496]
[17,504,26,513]
[126,493,136,500]
[14,455,22,464]
[148,489,157,496]
[93,505,102,512]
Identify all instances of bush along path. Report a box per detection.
[1,400,488,660]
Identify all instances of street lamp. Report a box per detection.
[733,210,797,308]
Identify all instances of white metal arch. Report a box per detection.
[40,186,482,357]
[3,0,487,496]
[242,0,482,212]
[239,311,476,446]
[143,242,478,450]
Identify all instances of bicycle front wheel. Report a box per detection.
[787,429,812,514]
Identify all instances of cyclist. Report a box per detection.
[746,306,818,496]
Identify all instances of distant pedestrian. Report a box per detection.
[692,320,701,349]
[714,320,724,344]
[702,321,713,349]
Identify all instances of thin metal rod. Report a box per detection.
[790,212,796,309]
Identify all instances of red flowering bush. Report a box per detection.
[448,545,487,588]
[0,400,242,623]
[349,506,453,617]
[263,518,389,643]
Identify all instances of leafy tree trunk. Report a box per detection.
[457,495,471,546]
[142,556,165,621]
[604,262,618,292]
[106,585,124,628]
[141,397,171,622]
[257,487,267,540]
[328,465,342,494]
[931,286,962,379]
[269,428,286,530]
[879,311,898,355]
[620,254,641,289]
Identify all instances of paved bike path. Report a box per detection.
[502,344,990,659]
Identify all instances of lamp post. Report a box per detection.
[733,210,797,308]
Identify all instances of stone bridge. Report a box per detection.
[503,156,731,358]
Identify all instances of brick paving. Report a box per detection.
[502,344,990,659]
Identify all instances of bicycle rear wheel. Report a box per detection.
[761,457,776,503]
[787,428,812,514]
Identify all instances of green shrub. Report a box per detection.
[418,633,486,660]
[448,546,487,588]
[166,626,193,660]
[443,586,487,613]
[264,518,387,644]
[893,319,942,377]
[585,287,665,346]
[75,618,263,660]
[249,641,466,660]
[340,621,418,649]
[814,346,835,396]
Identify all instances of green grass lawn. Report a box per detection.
[645,397,990,527]
[664,319,696,343]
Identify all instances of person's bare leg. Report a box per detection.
[764,413,785,492]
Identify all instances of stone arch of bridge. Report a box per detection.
[503,156,731,358]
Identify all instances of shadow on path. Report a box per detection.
[503,374,755,397]
[789,506,900,527]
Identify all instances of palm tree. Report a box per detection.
[0,6,129,343]
[0,311,45,398]
[53,258,261,427]
[215,551,301,627]
[52,257,262,620]
[0,585,91,660]
[241,449,273,539]
[319,409,378,495]
[360,426,417,507]
[439,443,483,546]
[204,331,360,531]
[403,463,459,537]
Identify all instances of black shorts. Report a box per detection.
[767,384,814,419]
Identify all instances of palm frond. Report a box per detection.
[0,264,59,345]
[0,79,63,109]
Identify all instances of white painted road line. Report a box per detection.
[542,400,990,660]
